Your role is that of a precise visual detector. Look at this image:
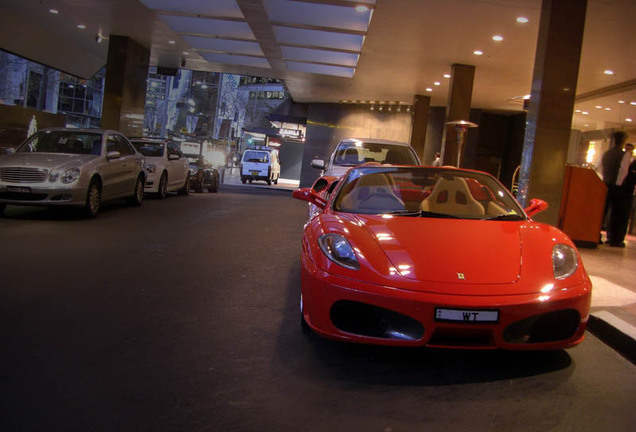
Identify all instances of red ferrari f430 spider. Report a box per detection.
[292,165,592,350]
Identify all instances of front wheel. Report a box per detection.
[208,173,219,193]
[157,172,168,199]
[127,175,144,206]
[83,179,101,217]
[178,175,190,195]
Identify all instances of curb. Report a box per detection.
[587,314,636,364]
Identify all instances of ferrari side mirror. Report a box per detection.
[524,198,548,218]
[292,188,327,209]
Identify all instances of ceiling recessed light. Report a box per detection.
[49,9,59,14]
[604,70,615,75]
[626,118,633,122]
[618,100,625,104]
[426,88,433,92]
[182,51,189,55]
[443,74,451,79]
[575,110,581,113]
[492,35,504,41]
[168,40,176,45]
[605,107,611,111]
[355,5,369,12]
[595,105,603,109]
[474,50,483,55]
[434,81,441,86]
[631,102,636,105]
[516,17,529,23]
[582,111,589,115]
[77,24,86,29]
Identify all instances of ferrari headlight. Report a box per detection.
[552,244,578,280]
[318,233,359,270]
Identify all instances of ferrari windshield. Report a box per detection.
[332,141,419,167]
[333,166,525,220]
[17,131,103,155]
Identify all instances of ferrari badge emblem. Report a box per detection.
[457,273,465,280]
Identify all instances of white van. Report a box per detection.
[240,149,281,185]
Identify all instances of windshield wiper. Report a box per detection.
[482,213,525,221]
[385,210,460,219]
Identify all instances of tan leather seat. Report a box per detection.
[339,172,405,213]
[420,176,485,217]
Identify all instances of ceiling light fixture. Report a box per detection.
[595,105,603,109]
[605,108,611,111]
[474,50,483,55]
[516,17,529,23]
[168,40,176,45]
[604,70,615,75]
[355,5,369,12]
[618,100,625,104]
[626,118,633,122]
[426,88,433,92]
[77,24,86,29]
[49,9,59,14]
[434,81,441,86]
[492,35,503,41]
[443,74,451,79]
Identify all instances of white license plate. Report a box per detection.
[435,308,499,323]
[7,186,31,193]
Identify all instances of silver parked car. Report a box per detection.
[0,128,145,217]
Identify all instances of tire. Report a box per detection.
[300,293,311,334]
[127,175,144,206]
[178,175,190,196]
[83,178,101,217]
[241,177,246,184]
[0,203,6,216]
[208,173,219,193]
[267,176,272,185]
[195,173,204,193]
[157,172,167,199]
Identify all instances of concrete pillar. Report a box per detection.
[410,94,430,162]
[517,0,588,225]
[442,64,475,166]
[102,36,150,136]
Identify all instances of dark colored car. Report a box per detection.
[186,154,220,193]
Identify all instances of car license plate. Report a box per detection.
[7,186,31,193]
[251,171,260,176]
[435,308,499,323]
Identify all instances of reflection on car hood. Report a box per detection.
[0,153,97,170]
[357,215,522,284]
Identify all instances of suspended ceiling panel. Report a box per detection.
[0,0,634,132]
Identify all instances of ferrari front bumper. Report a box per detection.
[301,254,592,350]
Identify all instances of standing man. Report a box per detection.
[607,142,635,247]
[601,131,628,244]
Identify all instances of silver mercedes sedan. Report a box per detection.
[0,128,146,217]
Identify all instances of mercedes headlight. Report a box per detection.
[318,233,359,270]
[50,167,80,184]
[552,244,578,280]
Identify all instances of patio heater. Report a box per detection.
[445,120,478,167]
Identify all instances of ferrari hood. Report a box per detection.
[357,215,522,284]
